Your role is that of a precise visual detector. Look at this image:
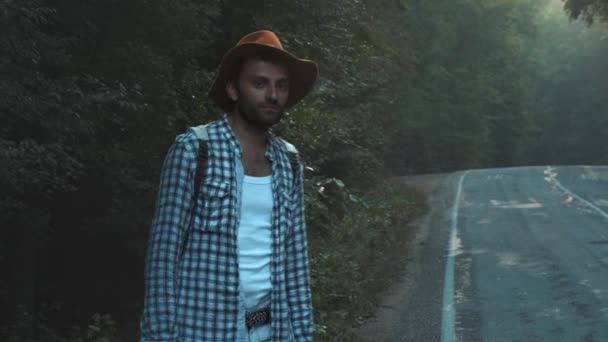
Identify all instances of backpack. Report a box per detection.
[179,124,300,258]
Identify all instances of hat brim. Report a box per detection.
[208,43,318,112]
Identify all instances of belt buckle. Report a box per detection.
[245,307,271,330]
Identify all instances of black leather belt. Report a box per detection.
[245,307,271,330]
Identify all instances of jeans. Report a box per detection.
[247,323,271,342]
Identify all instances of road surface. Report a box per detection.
[356,166,608,342]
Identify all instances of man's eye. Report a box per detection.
[254,80,264,88]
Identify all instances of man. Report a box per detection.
[140,30,318,342]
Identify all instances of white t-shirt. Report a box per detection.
[238,175,273,310]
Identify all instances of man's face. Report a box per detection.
[228,58,290,129]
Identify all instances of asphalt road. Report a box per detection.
[356,166,608,342]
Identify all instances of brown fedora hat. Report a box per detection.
[208,30,318,112]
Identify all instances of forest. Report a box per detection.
[2,0,608,340]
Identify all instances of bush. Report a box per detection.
[307,180,427,341]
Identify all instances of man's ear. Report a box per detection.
[226,81,238,102]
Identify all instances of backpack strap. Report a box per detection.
[180,124,209,259]
[190,124,210,200]
[281,138,301,188]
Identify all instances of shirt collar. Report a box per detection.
[218,113,282,162]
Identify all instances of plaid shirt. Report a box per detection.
[140,114,313,341]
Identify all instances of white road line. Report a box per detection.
[441,170,470,342]
[553,176,608,221]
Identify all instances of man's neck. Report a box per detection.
[227,111,268,151]
[227,111,273,176]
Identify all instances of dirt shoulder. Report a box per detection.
[352,172,453,341]
[400,173,448,196]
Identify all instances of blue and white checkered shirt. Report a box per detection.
[140,114,313,341]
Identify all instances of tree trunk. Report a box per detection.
[12,207,49,338]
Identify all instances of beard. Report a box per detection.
[235,90,286,130]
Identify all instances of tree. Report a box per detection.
[564,0,608,23]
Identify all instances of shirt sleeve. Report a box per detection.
[140,133,196,341]
[285,160,314,341]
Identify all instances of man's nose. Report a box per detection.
[266,85,278,103]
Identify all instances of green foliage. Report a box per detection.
[3,0,608,339]
[308,181,426,341]
[0,306,119,342]
[378,0,548,173]
[564,0,608,23]
[525,5,608,164]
